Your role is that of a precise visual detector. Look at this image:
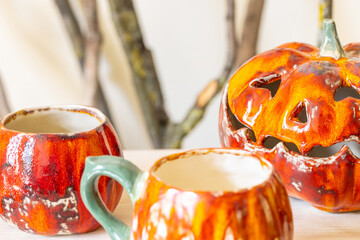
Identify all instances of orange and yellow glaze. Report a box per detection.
[132,149,293,239]
[220,42,360,212]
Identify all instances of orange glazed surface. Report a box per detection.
[228,42,360,154]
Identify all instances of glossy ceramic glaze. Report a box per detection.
[0,105,123,235]
[81,149,293,240]
[220,20,360,212]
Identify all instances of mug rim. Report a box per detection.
[148,148,275,195]
[1,104,107,136]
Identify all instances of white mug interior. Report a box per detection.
[2,105,104,134]
[153,150,272,192]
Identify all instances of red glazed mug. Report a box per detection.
[0,105,123,235]
[81,148,293,240]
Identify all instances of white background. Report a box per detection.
[0,0,359,149]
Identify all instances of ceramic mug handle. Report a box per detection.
[80,156,144,240]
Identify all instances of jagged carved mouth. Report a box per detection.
[226,91,360,159]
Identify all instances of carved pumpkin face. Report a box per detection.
[219,20,360,212]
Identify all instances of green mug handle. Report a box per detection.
[80,155,144,240]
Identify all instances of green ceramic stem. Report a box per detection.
[80,156,144,240]
[319,19,346,59]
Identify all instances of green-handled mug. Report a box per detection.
[80,148,293,240]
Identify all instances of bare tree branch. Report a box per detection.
[234,0,265,69]
[93,0,263,148]
[54,0,84,68]
[318,0,333,46]
[0,74,10,117]
[164,0,236,148]
[55,0,112,119]
[83,0,101,107]
[164,0,265,148]
[108,0,168,148]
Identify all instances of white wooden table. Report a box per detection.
[0,149,360,239]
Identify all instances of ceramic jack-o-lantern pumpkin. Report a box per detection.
[219,19,360,212]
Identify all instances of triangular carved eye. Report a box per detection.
[297,106,307,123]
[252,75,281,98]
[290,102,308,124]
[335,86,360,101]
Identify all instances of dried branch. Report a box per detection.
[108,0,168,148]
[54,0,84,68]
[164,0,236,148]
[318,0,333,46]
[234,0,265,69]
[0,74,10,117]
[55,0,112,118]
[95,0,263,148]
[83,0,101,107]
[164,0,265,148]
